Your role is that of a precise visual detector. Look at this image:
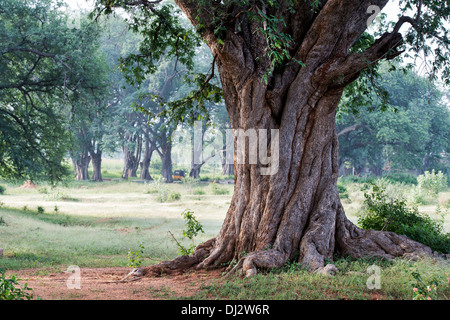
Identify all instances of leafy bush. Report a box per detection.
[0,268,35,300]
[358,183,450,254]
[337,183,349,199]
[0,185,5,195]
[339,175,375,184]
[383,173,417,185]
[193,188,205,195]
[168,192,181,201]
[211,182,229,195]
[409,268,450,300]
[417,170,448,196]
[156,189,168,202]
[38,187,48,194]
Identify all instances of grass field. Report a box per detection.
[0,179,232,270]
[0,163,449,300]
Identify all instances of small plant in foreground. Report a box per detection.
[170,209,204,256]
[0,268,35,300]
[127,243,145,268]
[410,268,445,300]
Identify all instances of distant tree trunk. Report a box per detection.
[221,163,234,176]
[221,148,234,176]
[122,150,138,178]
[190,124,203,179]
[370,164,383,176]
[189,165,200,179]
[73,150,90,181]
[160,143,173,183]
[122,137,142,179]
[140,134,154,181]
[191,148,226,178]
[91,150,103,182]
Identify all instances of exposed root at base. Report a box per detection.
[131,211,449,280]
[140,238,216,277]
[226,249,287,277]
[118,267,145,282]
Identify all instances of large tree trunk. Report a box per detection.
[137,0,445,278]
[144,79,437,278]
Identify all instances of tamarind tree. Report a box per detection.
[93,0,450,276]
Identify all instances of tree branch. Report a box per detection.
[337,124,362,137]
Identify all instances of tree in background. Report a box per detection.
[337,64,450,176]
[67,15,111,182]
[0,0,105,182]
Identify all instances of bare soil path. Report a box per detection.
[8,267,224,300]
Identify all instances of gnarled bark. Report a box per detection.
[130,0,447,279]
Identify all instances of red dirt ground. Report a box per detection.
[8,267,225,300]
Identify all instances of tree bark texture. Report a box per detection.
[122,137,142,179]
[140,0,447,277]
[160,142,173,183]
[140,132,154,181]
[90,151,103,182]
[73,151,90,181]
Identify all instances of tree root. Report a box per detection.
[226,249,287,277]
[125,203,448,280]
[138,238,216,277]
[335,206,450,261]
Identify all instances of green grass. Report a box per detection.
[0,170,449,300]
[0,179,232,270]
[189,257,450,300]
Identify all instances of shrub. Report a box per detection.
[38,187,48,194]
[156,189,168,202]
[211,182,229,195]
[337,183,349,199]
[410,268,444,300]
[339,175,374,184]
[0,268,35,300]
[36,206,45,214]
[193,188,205,195]
[358,183,450,254]
[383,173,417,185]
[417,170,447,196]
[0,185,5,195]
[168,192,181,201]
